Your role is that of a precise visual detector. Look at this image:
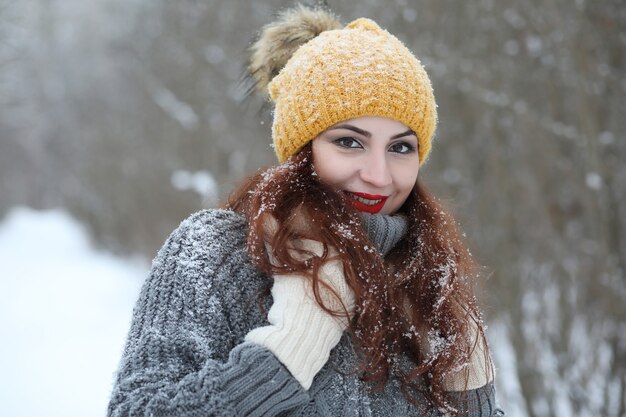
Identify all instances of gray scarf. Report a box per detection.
[360,213,408,256]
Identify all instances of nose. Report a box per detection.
[360,152,392,187]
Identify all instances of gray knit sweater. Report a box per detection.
[107,209,504,416]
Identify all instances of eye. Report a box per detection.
[389,141,416,154]
[333,137,363,149]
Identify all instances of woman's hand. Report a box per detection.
[245,216,355,390]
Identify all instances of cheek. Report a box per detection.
[390,166,419,208]
[312,143,353,186]
[395,163,419,189]
[315,159,351,186]
[399,173,418,195]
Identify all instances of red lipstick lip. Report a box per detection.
[344,191,388,214]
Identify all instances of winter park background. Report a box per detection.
[0,1,624,416]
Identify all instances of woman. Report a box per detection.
[108,5,504,416]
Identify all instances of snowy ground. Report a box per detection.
[0,207,146,417]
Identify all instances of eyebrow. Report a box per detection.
[328,124,416,140]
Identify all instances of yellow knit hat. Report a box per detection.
[253,10,437,165]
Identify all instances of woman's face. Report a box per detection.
[312,116,420,215]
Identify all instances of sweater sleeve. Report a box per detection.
[107,210,310,417]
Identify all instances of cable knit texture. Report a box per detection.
[107,209,504,416]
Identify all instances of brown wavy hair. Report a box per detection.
[224,143,492,414]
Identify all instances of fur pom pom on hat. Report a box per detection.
[249,6,437,165]
[249,5,342,95]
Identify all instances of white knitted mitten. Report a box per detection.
[245,238,355,390]
[443,321,495,391]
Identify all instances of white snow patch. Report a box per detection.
[585,172,602,190]
[525,35,543,57]
[0,207,146,417]
[489,319,530,417]
[598,131,614,145]
[204,44,225,64]
[151,86,199,130]
[171,169,219,205]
